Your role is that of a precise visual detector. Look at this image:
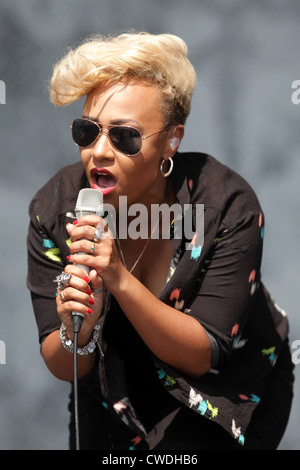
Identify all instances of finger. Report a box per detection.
[57,296,94,320]
[64,265,92,289]
[74,215,107,230]
[67,223,101,243]
[93,218,108,242]
[67,217,111,240]
[57,285,94,307]
[89,269,103,295]
[68,239,98,257]
[64,273,92,294]
[57,287,67,303]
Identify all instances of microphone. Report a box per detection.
[72,188,103,332]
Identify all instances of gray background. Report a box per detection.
[0,0,299,450]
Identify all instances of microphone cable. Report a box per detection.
[69,188,104,450]
[72,314,84,451]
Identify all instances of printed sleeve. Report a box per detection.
[186,210,264,365]
[27,202,67,344]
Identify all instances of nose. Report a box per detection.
[91,129,115,161]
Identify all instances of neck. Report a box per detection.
[111,178,175,273]
[112,178,175,239]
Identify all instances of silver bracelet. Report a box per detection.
[59,321,100,356]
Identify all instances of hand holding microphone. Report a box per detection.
[56,189,105,339]
[71,189,104,332]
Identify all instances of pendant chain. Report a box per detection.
[116,214,161,274]
[115,182,171,274]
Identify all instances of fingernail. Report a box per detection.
[66,256,71,260]
[87,308,93,314]
[73,219,78,225]
[89,298,94,305]
[87,287,92,295]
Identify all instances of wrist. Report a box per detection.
[59,321,100,356]
[106,262,131,297]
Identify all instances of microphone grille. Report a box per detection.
[75,188,103,217]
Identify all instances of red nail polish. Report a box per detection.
[83,276,90,283]
[89,298,94,305]
[87,287,92,295]
[87,308,93,314]
[73,219,78,225]
[66,256,71,260]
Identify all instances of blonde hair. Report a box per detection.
[49,32,196,125]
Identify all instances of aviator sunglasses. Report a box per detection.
[71,118,168,156]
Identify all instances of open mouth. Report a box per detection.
[91,168,116,195]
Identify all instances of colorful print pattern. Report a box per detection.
[27,156,291,450]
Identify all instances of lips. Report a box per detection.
[90,168,116,195]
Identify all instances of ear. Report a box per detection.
[164,125,184,158]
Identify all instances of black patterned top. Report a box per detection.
[27,152,293,449]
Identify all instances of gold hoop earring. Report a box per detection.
[160,157,174,177]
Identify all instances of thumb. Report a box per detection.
[66,223,76,236]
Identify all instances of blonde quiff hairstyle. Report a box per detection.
[49,32,196,125]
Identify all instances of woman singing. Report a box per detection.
[27,32,294,450]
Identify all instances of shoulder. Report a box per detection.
[173,152,262,219]
[28,162,88,224]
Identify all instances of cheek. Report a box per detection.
[122,153,161,187]
[143,149,165,179]
[80,151,91,174]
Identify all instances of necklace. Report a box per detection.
[116,214,161,274]
[115,181,171,274]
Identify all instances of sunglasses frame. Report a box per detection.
[71,118,169,156]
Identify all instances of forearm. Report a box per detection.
[65,216,211,378]
[110,267,212,379]
[41,330,96,381]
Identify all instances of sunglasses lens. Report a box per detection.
[72,119,99,147]
[71,119,143,155]
[109,127,142,155]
